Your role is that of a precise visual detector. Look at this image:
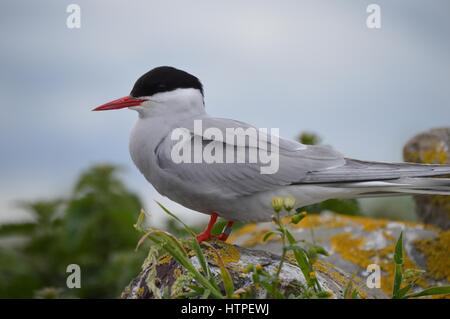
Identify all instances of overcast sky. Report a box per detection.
[1,0,449,225]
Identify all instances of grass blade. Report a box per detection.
[190,238,212,279]
[203,242,235,298]
[392,232,404,299]
[404,286,450,298]
[139,229,224,299]
[263,231,277,242]
[156,201,197,237]
[394,232,404,265]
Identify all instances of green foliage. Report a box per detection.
[392,232,404,298]
[298,132,321,145]
[343,279,360,299]
[269,197,326,295]
[391,232,450,299]
[136,204,233,299]
[0,164,146,298]
[298,198,361,216]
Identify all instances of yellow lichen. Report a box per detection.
[414,231,450,282]
[330,233,424,294]
[314,259,368,299]
[213,242,241,264]
[290,214,397,232]
[383,230,396,242]
[289,215,340,229]
[230,214,415,248]
[228,224,258,243]
[136,287,145,297]
[342,216,389,231]
[170,272,195,298]
[404,141,448,165]
[173,267,182,278]
[242,228,272,247]
[203,241,241,265]
[158,254,172,265]
[422,148,448,164]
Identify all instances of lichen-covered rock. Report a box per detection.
[403,127,450,229]
[121,213,449,299]
[121,237,382,299]
[229,213,449,297]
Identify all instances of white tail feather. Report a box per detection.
[327,177,450,197]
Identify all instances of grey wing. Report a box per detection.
[154,117,346,197]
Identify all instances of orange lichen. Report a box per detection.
[414,231,450,282]
[330,233,424,294]
[289,214,346,229]
[341,215,389,231]
[383,230,396,242]
[242,229,273,247]
[404,140,448,165]
[210,241,241,264]
[230,214,420,248]
[290,214,399,232]
[228,224,258,243]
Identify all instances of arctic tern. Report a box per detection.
[93,66,450,242]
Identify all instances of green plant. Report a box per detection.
[298,198,361,216]
[298,132,321,145]
[391,232,450,299]
[135,202,234,299]
[263,197,329,296]
[0,164,146,298]
[343,279,360,299]
[136,200,332,299]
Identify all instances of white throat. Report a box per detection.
[128,88,207,192]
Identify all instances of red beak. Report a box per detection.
[92,96,146,111]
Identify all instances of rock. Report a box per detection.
[121,213,449,299]
[229,213,449,297]
[121,237,377,299]
[403,127,450,229]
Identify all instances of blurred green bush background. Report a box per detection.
[0,165,146,298]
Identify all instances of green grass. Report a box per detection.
[391,231,450,299]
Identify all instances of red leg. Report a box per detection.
[218,221,234,242]
[196,213,218,243]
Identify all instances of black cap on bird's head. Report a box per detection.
[131,66,203,98]
[93,66,203,111]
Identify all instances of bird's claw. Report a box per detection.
[196,232,215,243]
[217,233,229,242]
[196,233,229,243]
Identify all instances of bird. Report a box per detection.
[93,66,450,242]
